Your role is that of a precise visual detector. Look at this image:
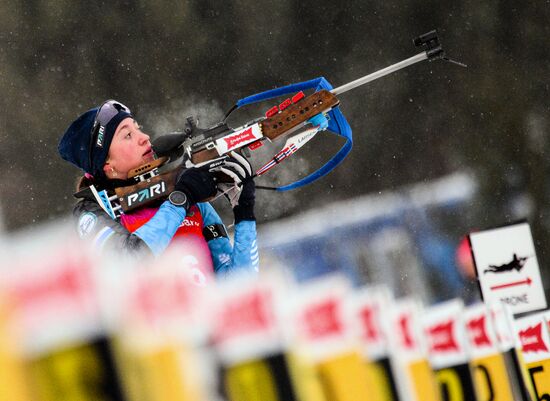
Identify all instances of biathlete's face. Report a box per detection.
[103,117,155,179]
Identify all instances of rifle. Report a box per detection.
[80,30,465,220]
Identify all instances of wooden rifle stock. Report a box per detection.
[191,89,339,164]
[260,90,339,140]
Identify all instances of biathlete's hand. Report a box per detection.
[212,151,253,185]
[224,151,255,222]
[234,178,255,223]
[175,166,217,206]
[307,113,329,130]
[209,151,255,209]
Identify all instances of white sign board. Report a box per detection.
[469,222,547,315]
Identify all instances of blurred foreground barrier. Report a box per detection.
[348,286,401,401]
[387,298,442,401]
[1,225,550,401]
[423,299,478,401]
[514,311,550,401]
[488,300,533,401]
[100,248,216,401]
[212,273,301,401]
[2,244,125,401]
[283,275,373,401]
[0,294,30,401]
[464,302,525,401]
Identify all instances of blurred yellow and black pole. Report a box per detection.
[464,303,521,401]
[101,247,218,401]
[348,287,403,401]
[423,299,479,401]
[513,311,550,401]
[0,294,30,401]
[6,244,125,401]
[282,275,373,401]
[213,273,305,401]
[387,298,443,401]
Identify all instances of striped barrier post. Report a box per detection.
[348,286,402,401]
[513,311,550,401]
[464,302,518,401]
[387,298,442,401]
[423,299,478,401]
[5,243,125,401]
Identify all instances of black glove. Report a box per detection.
[174,167,217,206]
[233,178,255,223]
[212,151,253,185]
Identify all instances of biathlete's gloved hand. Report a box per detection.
[174,166,217,206]
[307,113,329,131]
[210,151,254,208]
[213,151,253,185]
[233,178,255,223]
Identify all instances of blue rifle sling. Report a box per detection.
[236,77,353,191]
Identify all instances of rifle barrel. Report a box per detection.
[331,52,428,96]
